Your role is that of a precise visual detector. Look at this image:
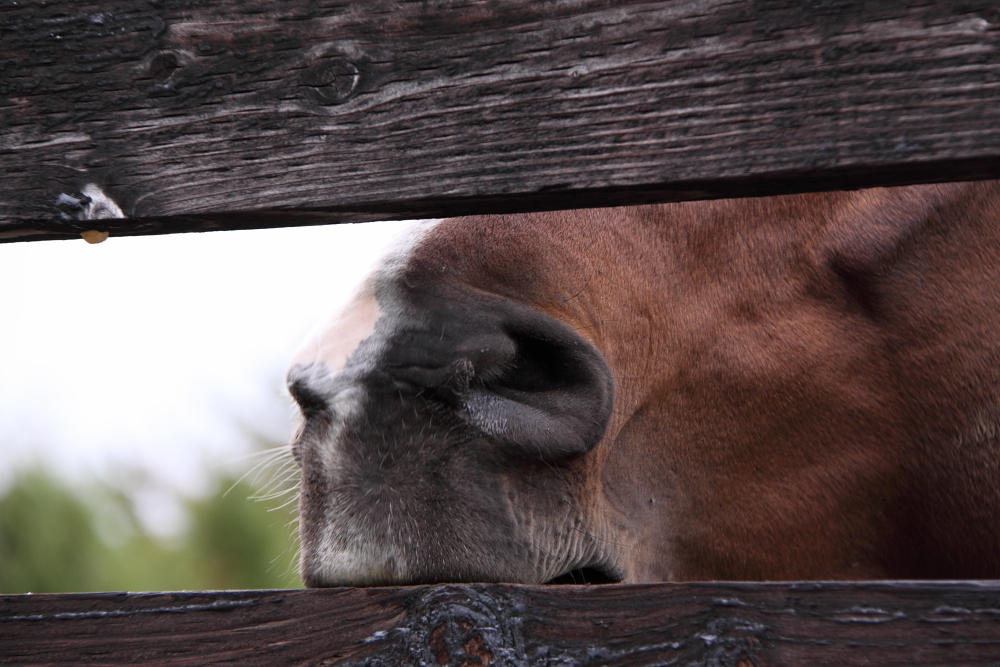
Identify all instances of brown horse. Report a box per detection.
[287,181,1000,586]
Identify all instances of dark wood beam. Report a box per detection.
[2,0,1000,242]
[4,582,1000,666]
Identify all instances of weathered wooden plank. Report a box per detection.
[2,0,1000,242]
[4,582,1000,666]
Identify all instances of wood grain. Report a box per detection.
[4,582,1000,666]
[2,0,1000,242]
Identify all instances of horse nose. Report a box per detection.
[288,375,328,415]
[378,296,615,462]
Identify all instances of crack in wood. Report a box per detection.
[0,598,257,623]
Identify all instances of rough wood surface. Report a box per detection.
[4,582,1000,666]
[2,0,1000,242]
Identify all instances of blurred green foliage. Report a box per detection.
[0,467,302,593]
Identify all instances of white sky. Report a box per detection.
[0,220,412,533]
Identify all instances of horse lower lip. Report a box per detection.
[544,567,620,585]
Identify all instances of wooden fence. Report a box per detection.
[5,582,1000,666]
[2,1,1000,664]
[4,0,1000,241]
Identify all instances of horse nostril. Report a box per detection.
[461,319,614,462]
[500,332,584,393]
[288,378,329,416]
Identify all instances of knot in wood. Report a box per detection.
[149,52,179,83]
[349,586,530,667]
[300,57,359,105]
[429,619,493,667]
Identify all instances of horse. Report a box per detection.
[287,180,1000,586]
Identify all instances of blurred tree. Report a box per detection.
[0,470,106,593]
[188,476,300,590]
[0,464,301,593]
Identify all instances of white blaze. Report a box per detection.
[288,219,443,586]
[289,276,381,378]
[287,218,442,384]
